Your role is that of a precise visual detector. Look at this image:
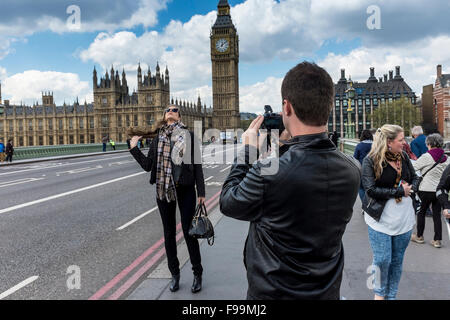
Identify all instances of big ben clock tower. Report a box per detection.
[211,0,240,133]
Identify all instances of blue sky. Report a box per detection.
[0,0,448,113]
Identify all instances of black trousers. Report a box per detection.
[5,153,12,162]
[156,185,203,277]
[417,191,442,240]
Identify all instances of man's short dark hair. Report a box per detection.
[281,61,334,126]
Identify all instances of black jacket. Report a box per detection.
[5,142,14,155]
[436,164,450,209]
[129,129,205,197]
[220,133,360,300]
[361,151,420,222]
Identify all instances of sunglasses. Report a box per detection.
[165,108,179,113]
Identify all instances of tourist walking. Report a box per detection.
[436,165,450,225]
[0,140,5,163]
[410,126,427,158]
[354,129,373,202]
[102,136,108,152]
[411,133,449,248]
[5,139,14,163]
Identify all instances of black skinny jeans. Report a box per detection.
[156,184,203,277]
[417,191,442,240]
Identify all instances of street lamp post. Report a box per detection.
[346,79,356,139]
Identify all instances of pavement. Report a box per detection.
[1,143,448,300]
[128,197,450,300]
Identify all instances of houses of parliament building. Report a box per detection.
[0,0,240,147]
[0,63,213,147]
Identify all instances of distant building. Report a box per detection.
[328,66,417,138]
[434,65,450,138]
[0,65,213,147]
[421,84,436,134]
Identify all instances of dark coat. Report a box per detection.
[410,134,427,158]
[353,141,372,165]
[361,151,420,222]
[130,129,205,197]
[220,133,360,300]
[5,142,14,155]
[437,164,450,210]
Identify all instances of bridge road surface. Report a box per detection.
[0,143,240,300]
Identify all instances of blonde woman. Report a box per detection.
[362,125,420,300]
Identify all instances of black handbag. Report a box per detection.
[189,203,214,246]
[415,153,444,213]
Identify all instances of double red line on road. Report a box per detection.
[89,190,222,300]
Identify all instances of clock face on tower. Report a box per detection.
[215,38,229,53]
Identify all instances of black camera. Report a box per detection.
[261,105,284,132]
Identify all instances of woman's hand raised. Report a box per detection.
[130,136,142,149]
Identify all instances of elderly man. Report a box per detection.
[410,126,427,158]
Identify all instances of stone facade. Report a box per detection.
[210,0,240,133]
[329,66,417,138]
[433,65,450,138]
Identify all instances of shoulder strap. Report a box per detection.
[422,153,445,178]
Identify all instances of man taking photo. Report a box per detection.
[219,61,360,300]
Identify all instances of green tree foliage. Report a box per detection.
[371,97,422,136]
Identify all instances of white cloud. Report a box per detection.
[318,35,450,95]
[0,66,7,81]
[78,0,450,105]
[172,85,213,109]
[1,70,91,106]
[0,0,169,59]
[240,77,283,114]
[80,11,216,93]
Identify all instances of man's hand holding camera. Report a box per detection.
[241,115,266,149]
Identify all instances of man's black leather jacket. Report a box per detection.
[220,133,360,299]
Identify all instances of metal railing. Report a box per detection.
[9,143,129,160]
[339,139,358,155]
[6,141,214,161]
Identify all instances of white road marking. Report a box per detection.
[202,145,242,159]
[0,155,130,176]
[206,182,223,187]
[108,160,135,167]
[116,207,159,231]
[205,176,214,182]
[0,276,39,300]
[0,172,146,215]
[56,165,103,176]
[220,165,232,172]
[0,178,45,188]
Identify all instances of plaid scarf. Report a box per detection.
[156,121,187,202]
[385,151,403,203]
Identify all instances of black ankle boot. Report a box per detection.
[169,274,180,292]
[191,275,202,293]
